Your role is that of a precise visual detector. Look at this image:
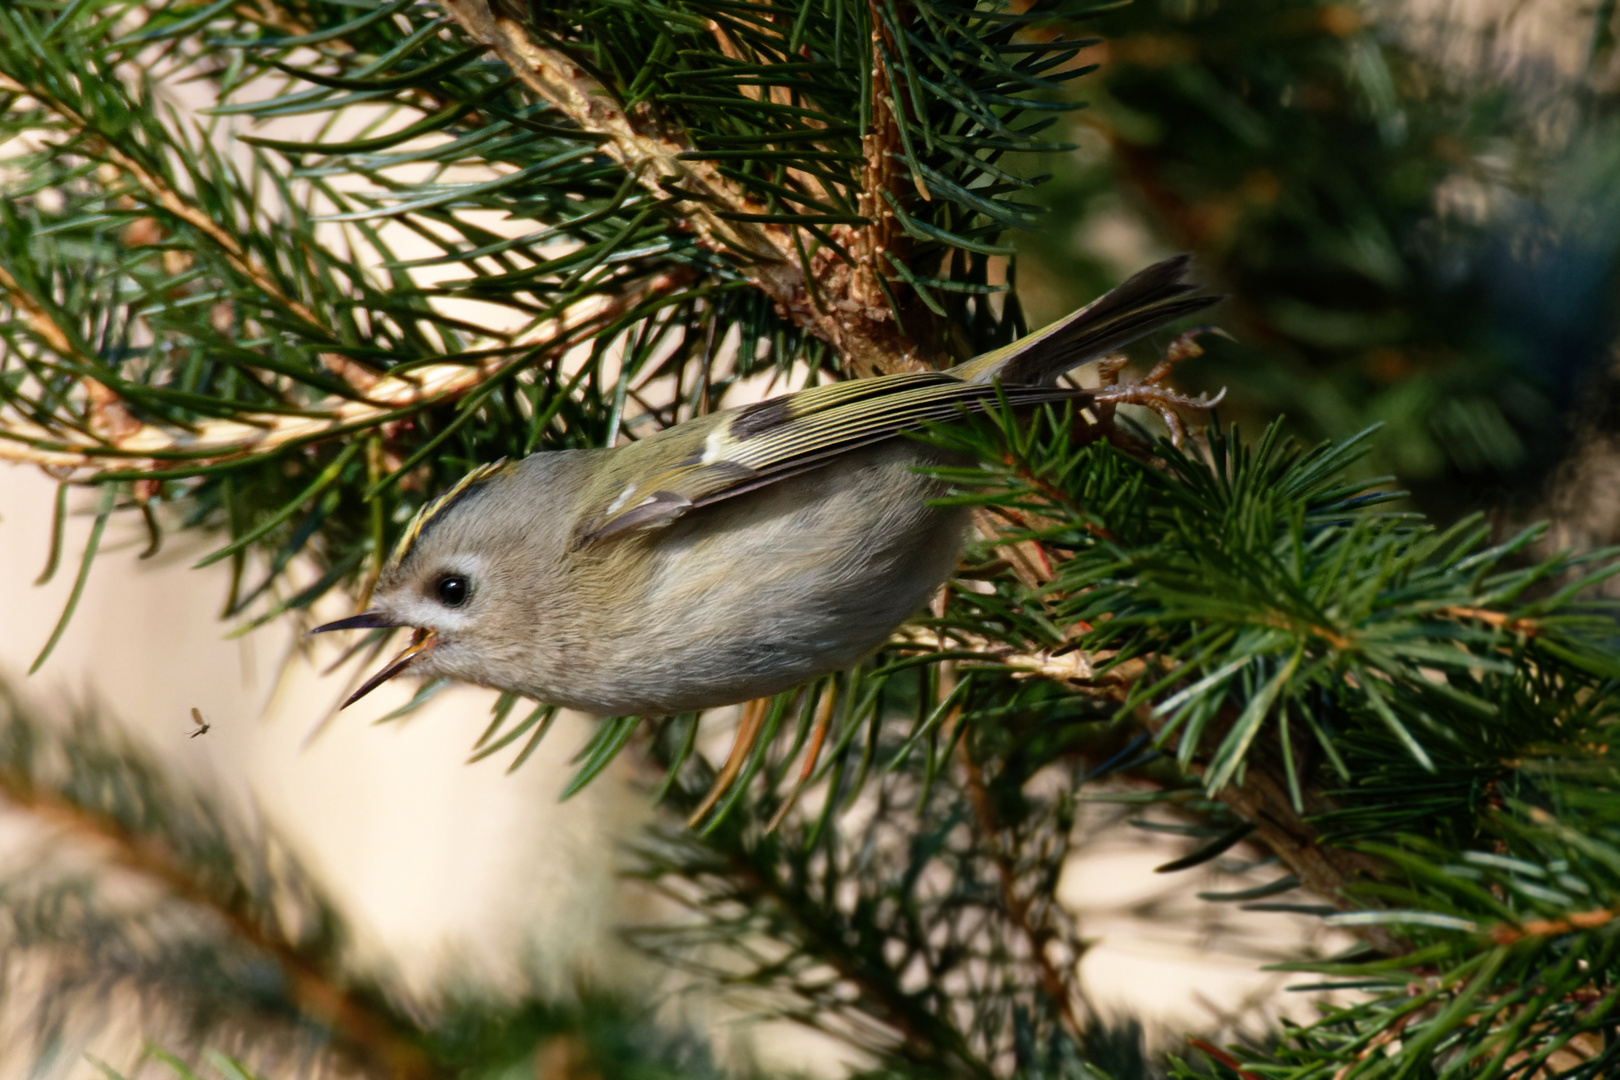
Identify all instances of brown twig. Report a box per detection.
[1438,606,1540,637]
[0,262,79,358]
[892,626,1122,690]
[1189,1038,1264,1080]
[975,506,1061,589]
[1489,907,1614,945]
[438,0,778,258]
[1205,727,1402,953]
[0,264,143,446]
[833,0,930,375]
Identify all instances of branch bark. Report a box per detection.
[433,0,934,376]
[1199,721,1404,954]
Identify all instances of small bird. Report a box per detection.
[314,257,1220,716]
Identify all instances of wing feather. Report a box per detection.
[581,254,1217,544]
[581,377,1083,543]
[948,255,1217,385]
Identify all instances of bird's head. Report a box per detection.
[312,460,545,706]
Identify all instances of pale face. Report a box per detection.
[311,483,537,705]
[374,550,487,641]
[369,544,509,691]
[308,449,594,708]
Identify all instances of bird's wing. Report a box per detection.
[579,373,1082,543]
[580,255,1218,544]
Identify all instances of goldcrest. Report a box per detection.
[314,257,1218,715]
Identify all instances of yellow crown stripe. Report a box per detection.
[387,458,510,571]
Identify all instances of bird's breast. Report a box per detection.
[560,443,967,715]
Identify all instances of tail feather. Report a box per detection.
[949,255,1220,385]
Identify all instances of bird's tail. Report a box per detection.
[948,255,1219,386]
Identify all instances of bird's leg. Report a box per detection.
[1080,355,1133,440]
[688,696,770,828]
[1091,326,1229,446]
[765,687,837,834]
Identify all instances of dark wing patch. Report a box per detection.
[730,397,796,440]
[580,490,696,544]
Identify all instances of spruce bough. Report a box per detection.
[1,0,1617,1077]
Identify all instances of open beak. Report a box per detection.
[311,610,399,634]
[342,626,438,709]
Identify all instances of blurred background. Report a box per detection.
[1018,0,1620,538]
[2,0,1619,1074]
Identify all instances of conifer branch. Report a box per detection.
[1488,906,1616,945]
[0,261,79,360]
[1181,715,1405,954]
[434,0,934,377]
[894,625,1134,689]
[0,269,687,478]
[6,76,378,396]
[0,695,439,1079]
[95,140,378,395]
[436,0,783,258]
[8,2,1616,1075]
[0,262,141,451]
[955,737,1089,1042]
[638,825,994,1076]
[3,787,441,1080]
[901,625,1402,953]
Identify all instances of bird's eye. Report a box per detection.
[435,574,469,607]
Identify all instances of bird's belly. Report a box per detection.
[580,444,966,715]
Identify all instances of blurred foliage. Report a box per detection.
[0,679,739,1080]
[1016,0,1620,518]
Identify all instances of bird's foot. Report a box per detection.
[1091,326,1229,446]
